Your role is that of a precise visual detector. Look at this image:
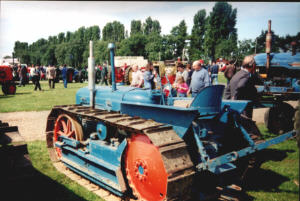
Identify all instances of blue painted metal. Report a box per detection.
[96,121,107,140]
[254,52,300,69]
[56,138,127,195]
[199,130,296,173]
[254,52,300,99]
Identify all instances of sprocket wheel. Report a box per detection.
[125,134,168,201]
[53,114,83,158]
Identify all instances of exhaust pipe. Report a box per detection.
[266,20,272,75]
[88,41,95,108]
[108,43,116,91]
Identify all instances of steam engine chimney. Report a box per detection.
[266,20,272,75]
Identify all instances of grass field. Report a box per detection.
[0,81,88,112]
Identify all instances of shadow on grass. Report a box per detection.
[242,148,296,193]
[1,166,88,201]
[0,95,14,99]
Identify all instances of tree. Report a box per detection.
[94,40,110,65]
[102,21,125,43]
[130,20,142,36]
[204,2,237,61]
[236,39,256,61]
[143,17,161,35]
[58,32,65,44]
[145,33,163,61]
[117,33,147,57]
[190,9,206,61]
[169,20,187,59]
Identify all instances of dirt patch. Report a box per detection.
[0,111,50,141]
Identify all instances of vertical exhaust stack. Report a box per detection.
[88,41,95,108]
[108,43,117,91]
[266,20,272,75]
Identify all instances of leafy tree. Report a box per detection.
[204,2,237,60]
[143,17,161,35]
[94,40,110,64]
[117,33,147,57]
[102,21,125,43]
[169,20,187,59]
[236,39,255,61]
[145,33,163,61]
[130,20,142,36]
[161,34,176,60]
[58,32,65,44]
[190,9,206,61]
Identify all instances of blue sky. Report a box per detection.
[1,1,300,58]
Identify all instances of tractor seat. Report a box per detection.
[173,85,225,114]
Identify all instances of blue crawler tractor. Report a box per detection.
[253,20,300,134]
[45,42,296,201]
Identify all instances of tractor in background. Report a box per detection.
[253,20,300,134]
[107,56,148,85]
[0,65,17,95]
[45,41,296,201]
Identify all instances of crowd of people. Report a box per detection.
[128,56,258,118]
[12,64,78,91]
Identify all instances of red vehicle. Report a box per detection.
[0,65,16,95]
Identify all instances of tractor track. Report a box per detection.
[46,104,196,201]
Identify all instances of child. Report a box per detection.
[173,75,189,97]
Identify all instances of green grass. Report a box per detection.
[245,124,299,201]
[0,81,88,112]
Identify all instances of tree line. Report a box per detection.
[12,2,300,68]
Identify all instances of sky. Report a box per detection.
[1,1,300,58]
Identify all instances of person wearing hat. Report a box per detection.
[224,55,259,118]
[187,60,210,97]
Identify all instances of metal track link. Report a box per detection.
[46,105,196,201]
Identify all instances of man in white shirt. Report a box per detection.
[130,64,144,88]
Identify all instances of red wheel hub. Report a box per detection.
[53,114,82,158]
[125,134,168,201]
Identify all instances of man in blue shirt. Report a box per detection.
[210,61,219,85]
[188,60,210,97]
[61,64,68,88]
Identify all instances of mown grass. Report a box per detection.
[22,125,299,201]
[0,81,87,112]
